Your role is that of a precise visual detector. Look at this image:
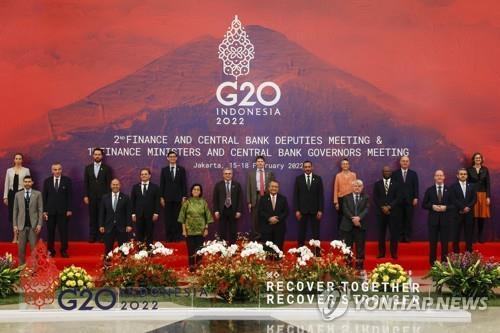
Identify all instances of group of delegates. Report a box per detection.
[3,149,492,271]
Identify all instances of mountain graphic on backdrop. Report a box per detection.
[1,25,496,241]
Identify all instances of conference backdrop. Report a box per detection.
[1,0,498,241]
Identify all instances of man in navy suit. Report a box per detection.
[160,151,187,242]
[392,156,419,242]
[258,180,289,252]
[293,161,324,254]
[42,163,72,258]
[99,179,132,255]
[373,166,402,259]
[450,168,477,253]
[422,170,454,265]
[131,168,161,245]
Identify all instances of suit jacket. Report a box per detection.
[84,163,112,199]
[392,169,419,204]
[160,165,187,202]
[130,182,161,218]
[99,192,132,233]
[212,180,244,214]
[246,169,275,206]
[13,189,43,230]
[422,185,454,224]
[42,175,72,215]
[450,182,477,214]
[293,173,324,214]
[258,193,289,233]
[3,167,30,198]
[340,193,370,231]
[466,166,490,196]
[372,178,402,216]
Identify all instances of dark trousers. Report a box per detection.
[218,207,237,244]
[339,228,366,260]
[104,226,129,255]
[88,196,102,241]
[428,218,450,264]
[474,218,486,243]
[164,201,182,242]
[47,213,69,253]
[186,235,204,269]
[136,215,154,245]
[400,203,414,240]
[453,213,474,253]
[7,190,17,240]
[251,193,264,240]
[376,214,399,257]
[335,196,345,232]
[261,224,285,252]
[298,213,320,255]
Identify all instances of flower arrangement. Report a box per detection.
[195,239,282,303]
[426,251,500,298]
[59,265,93,291]
[283,240,354,289]
[100,241,177,288]
[0,253,23,297]
[369,263,409,291]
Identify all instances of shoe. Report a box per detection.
[61,252,69,258]
[376,254,385,258]
[88,238,96,243]
[391,255,398,260]
[48,250,56,257]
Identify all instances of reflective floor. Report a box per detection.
[0,308,500,333]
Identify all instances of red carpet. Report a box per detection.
[1,241,498,277]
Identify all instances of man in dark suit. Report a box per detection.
[340,179,369,270]
[131,168,161,245]
[99,178,132,255]
[422,170,454,265]
[392,156,419,242]
[258,180,289,252]
[450,168,477,253]
[213,167,243,244]
[84,148,112,243]
[293,161,324,255]
[42,162,72,258]
[373,166,402,259]
[160,151,187,242]
[246,155,275,240]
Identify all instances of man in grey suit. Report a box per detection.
[339,179,369,270]
[246,156,275,240]
[13,175,43,265]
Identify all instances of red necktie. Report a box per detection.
[259,170,265,196]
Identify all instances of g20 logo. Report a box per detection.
[58,288,116,311]
[216,81,281,107]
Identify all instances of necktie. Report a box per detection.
[259,169,265,196]
[25,191,30,200]
[225,182,232,208]
[271,195,276,210]
[354,194,359,215]
[403,170,407,183]
[170,167,175,180]
[384,179,389,195]
[113,194,118,211]
[142,183,147,196]
[437,186,443,203]
[55,178,60,191]
[306,175,311,189]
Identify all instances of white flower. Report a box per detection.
[265,241,284,258]
[122,247,129,256]
[330,240,353,257]
[308,239,321,248]
[288,246,314,266]
[153,241,164,249]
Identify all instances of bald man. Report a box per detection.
[422,170,454,265]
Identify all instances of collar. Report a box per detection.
[94,162,101,166]
[169,164,177,168]
[141,182,149,186]
[435,184,444,188]
[112,192,120,197]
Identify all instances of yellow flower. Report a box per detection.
[65,280,71,287]
[75,272,81,278]
[61,276,67,281]
[382,275,389,282]
[388,268,397,274]
[372,273,379,280]
[77,280,84,286]
[86,282,93,289]
[67,272,74,278]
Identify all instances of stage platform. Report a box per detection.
[1,241,498,277]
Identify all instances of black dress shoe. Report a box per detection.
[88,238,96,243]
[61,252,70,258]
[391,255,398,260]
[48,250,56,257]
[376,254,385,258]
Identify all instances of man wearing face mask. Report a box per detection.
[373,166,402,259]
